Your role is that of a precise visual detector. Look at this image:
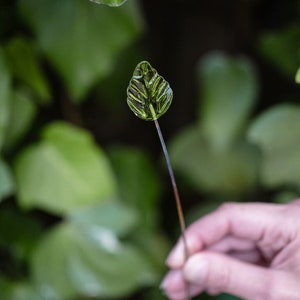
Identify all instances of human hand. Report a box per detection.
[161,201,300,300]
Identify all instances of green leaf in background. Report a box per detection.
[31,221,156,299]
[109,146,162,230]
[296,67,300,84]
[273,191,299,204]
[0,48,11,151]
[258,25,300,77]
[186,200,223,226]
[170,125,259,194]
[88,0,128,7]
[169,52,260,195]
[0,158,14,202]
[19,0,144,101]
[216,294,242,300]
[248,104,300,188]
[4,37,50,103]
[128,227,169,283]
[14,122,117,215]
[0,280,43,300]
[68,202,167,296]
[3,88,37,152]
[198,52,258,152]
[0,208,41,261]
[68,201,139,237]
[96,43,144,112]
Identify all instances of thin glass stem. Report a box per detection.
[153,119,190,299]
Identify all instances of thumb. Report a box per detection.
[183,252,292,300]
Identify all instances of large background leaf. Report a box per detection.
[109,146,162,230]
[170,125,259,194]
[248,104,300,188]
[68,201,139,237]
[0,280,43,300]
[198,52,258,152]
[14,122,117,214]
[108,146,169,278]
[4,37,50,103]
[258,25,300,77]
[19,0,144,101]
[3,88,37,152]
[169,53,260,195]
[31,218,156,299]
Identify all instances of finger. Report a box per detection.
[161,269,204,300]
[230,250,263,264]
[184,251,299,300]
[164,284,204,300]
[167,202,286,268]
[205,236,263,264]
[207,236,256,253]
[160,269,185,293]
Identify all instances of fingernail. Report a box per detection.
[161,269,185,292]
[184,256,209,283]
[166,243,185,267]
[160,272,172,290]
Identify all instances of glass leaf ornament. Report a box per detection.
[126,61,191,299]
[127,61,173,121]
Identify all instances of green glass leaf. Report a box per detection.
[127,61,173,121]
[248,104,300,188]
[88,0,128,7]
[14,122,117,215]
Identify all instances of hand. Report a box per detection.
[161,200,300,300]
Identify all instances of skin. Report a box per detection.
[161,200,300,300]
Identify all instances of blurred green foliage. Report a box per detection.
[170,53,260,196]
[0,0,300,300]
[258,24,300,78]
[296,67,300,83]
[15,122,117,214]
[0,1,168,299]
[88,0,128,6]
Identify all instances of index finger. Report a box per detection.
[167,202,288,268]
